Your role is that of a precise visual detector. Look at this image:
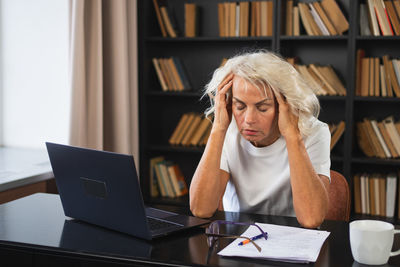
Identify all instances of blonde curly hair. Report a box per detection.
[203,50,321,137]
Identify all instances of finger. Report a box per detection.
[219,79,233,95]
[218,73,234,91]
[274,92,285,105]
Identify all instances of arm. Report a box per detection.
[189,74,233,218]
[276,94,329,228]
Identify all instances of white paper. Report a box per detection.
[217,222,330,263]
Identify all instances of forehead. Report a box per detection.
[232,75,274,100]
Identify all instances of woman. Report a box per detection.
[189,51,331,228]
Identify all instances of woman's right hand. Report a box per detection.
[212,73,234,131]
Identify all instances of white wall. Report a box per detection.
[0,0,70,149]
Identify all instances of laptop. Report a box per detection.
[45,142,209,240]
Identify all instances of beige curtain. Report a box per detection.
[69,0,138,165]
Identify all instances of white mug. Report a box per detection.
[350,220,400,265]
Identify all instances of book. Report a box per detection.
[293,6,300,36]
[157,161,176,197]
[357,122,375,157]
[382,55,394,97]
[373,0,394,35]
[266,1,273,36]
[364,119,386,158]
[218,3,225,37]
[373,176,380,215]
[189,116,212,146]
[298,3,320,35]
[169,113,190,145]
[153,159,167,197]
[360,57,370,97]
[167,164,182,197]
[285,0,293,35]
[369,57,375,96]
[296,65,325,95]
[370,119,391,157]
[353,174,362,214]
[239,2,249,37]
[229,2,236,37]
[398,170,400,219]
[378,176,386,217]
[181,114,202,145]
[313,2,337,35]
[386,172,397,217]
[369,176,376,215]
[306,65,329,95]
[174,113,197,145]
[384,56,400,97]
[185,3,198,37]
[355,49,366,96]
[360,4,372,36]
[330,121,345,150]
[160,6,177,37]
[385,0,400,35]
[163,58,179,90]
[377,121,399,157]
[374,57,380,96]
[309,3,330,35]
[167,164,188,196]
[152,0,167,37]
[320,0,349,34]
[320,66,346,95]
[158,58,174,90]
[172,57,191,90]
[152,58,168,91]
[367,0,381,35]
[392,59,400,96]
[383,116,400,155]
[395,0,400,19]
[167,58,184,91]
[380,64,388,96]
[149,156,164,197]
[309,64,337,95]
[360,174,370,214]
[260,1,268,36]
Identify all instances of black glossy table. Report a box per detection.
[0,193,399,267]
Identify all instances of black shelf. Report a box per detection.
[351,213,400,225]
[354,96,400,102]
[352,157,400,166]
[147,145,204,154]
[145,195,189,207]
[146,36,274,42]
[138,0,400,217]
[146,91,202,97]
[318,96,347,101]
[279,35,348,41]
[356,36,400,41]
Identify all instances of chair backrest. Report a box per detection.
[325,170,351,221]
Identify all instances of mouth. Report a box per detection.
[242,129,258,136]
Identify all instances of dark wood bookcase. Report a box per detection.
[138,0,400,221]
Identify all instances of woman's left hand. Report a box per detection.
[275,93,300,140]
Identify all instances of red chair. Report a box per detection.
[325,170,351,221]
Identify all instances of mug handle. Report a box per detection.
[390,229,400,257]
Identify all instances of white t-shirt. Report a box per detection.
[220,119,331,217]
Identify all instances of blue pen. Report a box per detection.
[238,233,265,246]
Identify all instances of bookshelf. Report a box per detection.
[138,0,400,221]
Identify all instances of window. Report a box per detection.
[0,0,70,149]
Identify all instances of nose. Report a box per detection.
[244,109,256,125]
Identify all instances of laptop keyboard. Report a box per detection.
[147,217,178,231]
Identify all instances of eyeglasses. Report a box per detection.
[205,220,268,252]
